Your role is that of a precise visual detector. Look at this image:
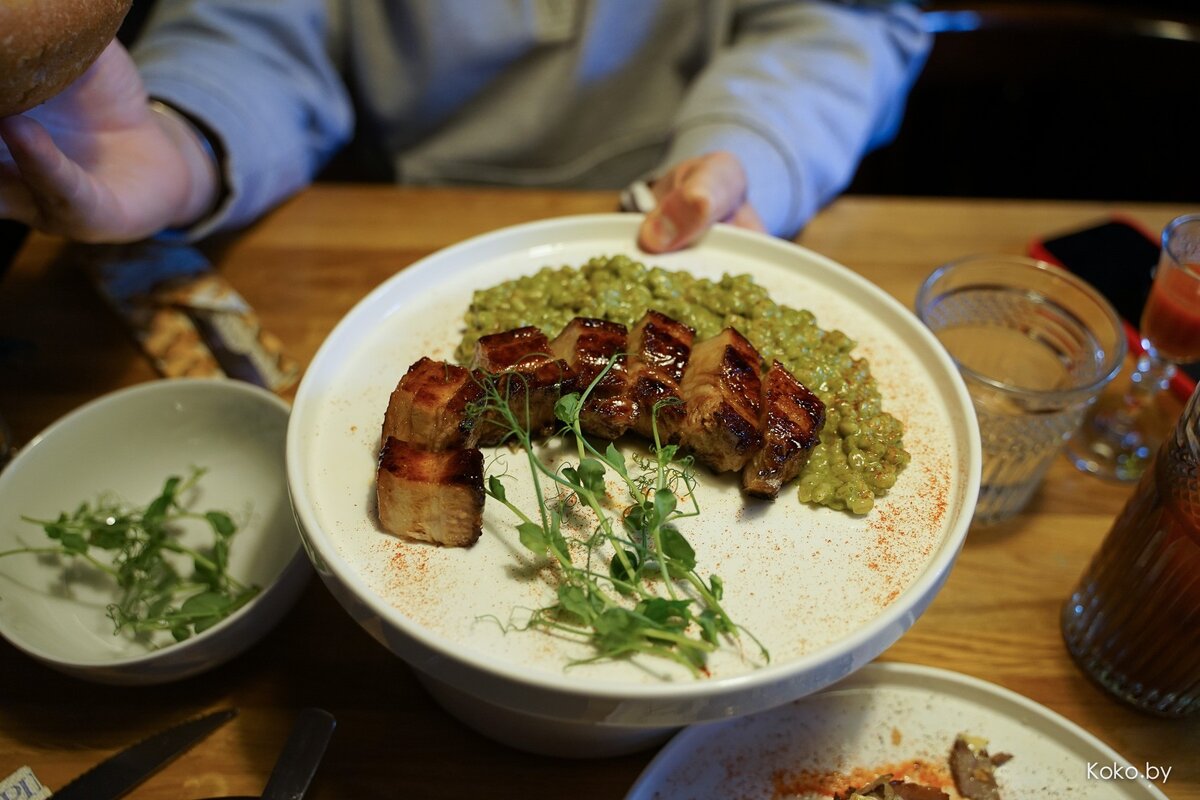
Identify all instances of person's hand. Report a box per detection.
[637,151,765,253]
[0,41,218,243]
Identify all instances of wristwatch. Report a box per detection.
[619,179,657,214]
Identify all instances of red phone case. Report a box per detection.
[1028,218,1196,403]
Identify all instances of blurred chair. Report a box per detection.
[849,1,1200,202]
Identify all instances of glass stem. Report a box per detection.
[1118,350,1176,427]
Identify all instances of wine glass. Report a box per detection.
[1068,213,1200,480]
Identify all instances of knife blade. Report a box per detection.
[51,708,237,800]
[259,708,336,800]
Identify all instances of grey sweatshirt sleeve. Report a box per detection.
[130,0,353,238]
[662,0,931,237]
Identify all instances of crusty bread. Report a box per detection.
[0,0,133,118]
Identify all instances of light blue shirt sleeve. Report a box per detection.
[131,0,353,238]
[662,1,931,237]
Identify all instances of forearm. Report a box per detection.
[131,0,352,238]
[664,0,931,237]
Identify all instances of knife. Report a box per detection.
[51,708,237,800]
[259,708,336,800]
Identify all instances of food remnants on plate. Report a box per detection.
[829,735,1012,800]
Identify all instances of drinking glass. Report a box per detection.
[917,256,1125,524]
[1068,213,1200,481]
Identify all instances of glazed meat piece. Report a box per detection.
[381,357,484,450]
[950,735,1012,800]
[677,327,763,473]
[626,310,695,443]
[549,317,635,440]
[892,784,951,800]
[471,326,569,444]
[742,360,826,499]
[835,776,949,800]
[377,436,484,547]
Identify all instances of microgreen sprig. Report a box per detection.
[477,360,768,675]
[3,468,259,643]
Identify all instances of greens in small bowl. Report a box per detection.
[0,379,310,685]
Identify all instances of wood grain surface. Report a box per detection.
[0,187,1195,799]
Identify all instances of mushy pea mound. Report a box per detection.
[456,255,909,514]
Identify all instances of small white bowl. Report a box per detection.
[0,379,311,685]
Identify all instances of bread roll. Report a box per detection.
[0,0,133,118]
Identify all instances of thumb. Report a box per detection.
[0,116,67,227]
[0,114,107,240]
[638,152,749,253]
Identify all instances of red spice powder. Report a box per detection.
[771,758,953,798]
[388,539,431,580]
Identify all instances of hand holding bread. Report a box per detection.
[0,1,221,243]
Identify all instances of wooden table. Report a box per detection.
[0,188,1196,799]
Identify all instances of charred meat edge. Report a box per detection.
[381,356,484,450]
[742,359,826,499]
[549,317,635,441]
[470,326,568,445]
[377,436,485,548]
[626,310,695,442]
[676,327,764,473]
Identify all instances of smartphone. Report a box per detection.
[1029,217,1198,401]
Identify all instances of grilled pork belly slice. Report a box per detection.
[382,357,484,450]
[549,317,635,440]
[377,436,484,547]
[626,310,695,443]
[742,360,826,499]
[471,326,568,444]
[676,327,763,472]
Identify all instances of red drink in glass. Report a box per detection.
[1068,215,1200,482]
[1141,261,1200,362]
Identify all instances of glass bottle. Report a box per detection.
[1061,382,1200,716]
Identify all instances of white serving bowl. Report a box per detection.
[0,378,311,685]
[287,215,981,757]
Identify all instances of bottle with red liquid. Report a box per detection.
[1061,383,1200,716]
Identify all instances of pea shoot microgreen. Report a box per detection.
[2,468,259,643]
[478,361,768,676]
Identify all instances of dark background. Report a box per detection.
[847,1,1200,203]
[114,0,1200,204]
